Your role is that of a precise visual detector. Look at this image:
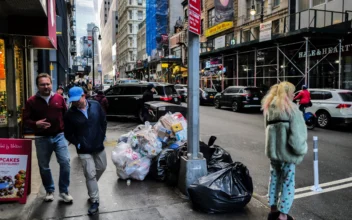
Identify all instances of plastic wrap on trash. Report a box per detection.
[118,132,130,143]
[130,157,151,181]
[208,145,233,166]
[111,143,141,167]
[188,162,253,213]
[149,149,174,181]
[116,167,129,180]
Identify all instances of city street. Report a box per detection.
[108,104,352,220]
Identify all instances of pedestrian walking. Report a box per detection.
[261,82,308,220]
[56,87,64,96]
[94,90,109,114]
[64,86,107,215]
[87,82,93,96]
[142,83,156,121]
[23,73,73,203]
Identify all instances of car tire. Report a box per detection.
[232,101,241,112]
[316,111,331,128]
[214,99,221,109]
[138,108,144,123]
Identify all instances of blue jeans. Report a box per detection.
[35,133,70,194]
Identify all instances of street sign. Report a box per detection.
[188,0,201,35]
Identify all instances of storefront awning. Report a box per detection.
[172,65,187,74]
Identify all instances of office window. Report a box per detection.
[129,37,133,46]
[243,30,250,42]
[273,0,280,7]
[129,0,132,5]
[129,51,133,61]
[138,0,143,5]
[129,10,132,19]
[138,11,143,20]
[272,19,280,34]
[208,8,215,28]
[313,0,325,6]
[129,24,133,33]
[104,1,106,4]
[225,32,235,46]
[253,26,259,39]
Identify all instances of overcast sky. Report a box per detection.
[76,0,98,56]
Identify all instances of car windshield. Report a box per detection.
[339,92,352,101]
[156,86,177,96]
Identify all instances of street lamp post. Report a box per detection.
[250,0,264,23]
[91,26,101,87]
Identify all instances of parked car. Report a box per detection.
[200,88,217,105]
[104,83,181,121]
[296,89,352,128]
[175,84,187,102]
[214,86,263,112]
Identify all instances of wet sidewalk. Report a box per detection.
[0,129,270,220]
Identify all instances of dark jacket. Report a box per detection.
[23,92,67,136]
[94,94,109,114]
[143,90,154,103]
[64,100,107,154]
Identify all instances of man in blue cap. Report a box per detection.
[64,86,107,215]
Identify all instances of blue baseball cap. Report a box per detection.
[68,86,84,102]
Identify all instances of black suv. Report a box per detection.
[214,86,263,112]
[104,83,181,121]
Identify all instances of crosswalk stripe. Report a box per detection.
[295,182,352,199]
[295,177,352,193]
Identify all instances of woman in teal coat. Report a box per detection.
[262,82,308,220]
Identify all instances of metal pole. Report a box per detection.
[178,30,207,196]
[254,48,257,86]
[311,136,322,192]
[188,31,200,159]
[305,37,309,86]
[221,55,224,91]
[338,39,342,89]
[236,51,239,86]
[92,36,95,87]
[277,44,279,83]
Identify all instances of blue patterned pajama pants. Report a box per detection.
[268,160,296,214]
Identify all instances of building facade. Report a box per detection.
[200,0,352,91]
[100,0,118,81]
[117,0,146,78]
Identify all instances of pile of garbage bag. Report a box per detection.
[111,113,188,181]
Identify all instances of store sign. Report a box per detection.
[188,0,201,35]
[298,44,352,58]
[214,36,226,49]
[259,21,272,42]
[205,21,234,37]
[214,0,234,24]
[0,139,32,204]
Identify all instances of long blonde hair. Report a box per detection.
[261,81,296,115]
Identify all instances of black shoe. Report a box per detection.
[88,202,99,215]
[267,211,280,220]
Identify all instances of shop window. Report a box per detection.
[14,45,24,123]
[208,8,216,28]
[0,39,7,126]
[272,19,280,35]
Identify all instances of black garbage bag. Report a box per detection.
[149,149,174,181]
[188,162,253,213]
[207,162,231,174]
[165,146,187,186]
[208,145,233,166]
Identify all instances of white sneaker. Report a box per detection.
[44,192,54,202]
[59,193,73,203]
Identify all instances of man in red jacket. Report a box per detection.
[293,85,311,114]
[23,73,73,203]
[94,90,109,114]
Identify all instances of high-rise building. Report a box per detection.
[117,0,146,78]
[100,0,118,82]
